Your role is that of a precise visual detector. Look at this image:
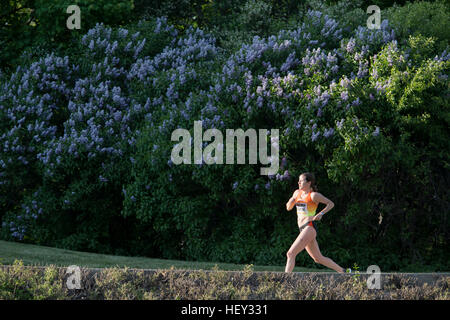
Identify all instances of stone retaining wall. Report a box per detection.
[1,265,448,300]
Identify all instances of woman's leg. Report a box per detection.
[305,238,345,273]
[285,226,316,273]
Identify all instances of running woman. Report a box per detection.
[285,172,349,273]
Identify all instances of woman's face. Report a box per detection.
[298,175,310,190]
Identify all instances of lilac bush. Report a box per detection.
[0,17,221,250]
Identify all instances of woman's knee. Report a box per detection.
[286,249,296,260]
[313,255,325,264]
[287,238,307,259]
[287,244,304,259]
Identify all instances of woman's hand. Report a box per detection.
[286,189,300,211]
[313,212,324,221]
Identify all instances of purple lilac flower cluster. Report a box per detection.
[303,10,343,43]
[220,11,343,117]
[302,47,340,79]
[128,25,216,84]
[1,192,45,240]
[353,19,396,52]
[275,170,290,181]
[0,53,74,186]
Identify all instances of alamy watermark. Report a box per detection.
[66,5,81,30]
[171,121,279,176]
[350,264,381,289]
[65,3,381,32]
[366,264,381,289]
[66,265,81,289]
[367,5,381,30]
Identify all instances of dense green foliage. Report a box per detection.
[0,0,449,272]
[385,0,450,52]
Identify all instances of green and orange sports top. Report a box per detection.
[294,190,318,217]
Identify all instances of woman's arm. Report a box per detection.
[286,190,300,211]
[311,192,334,220]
